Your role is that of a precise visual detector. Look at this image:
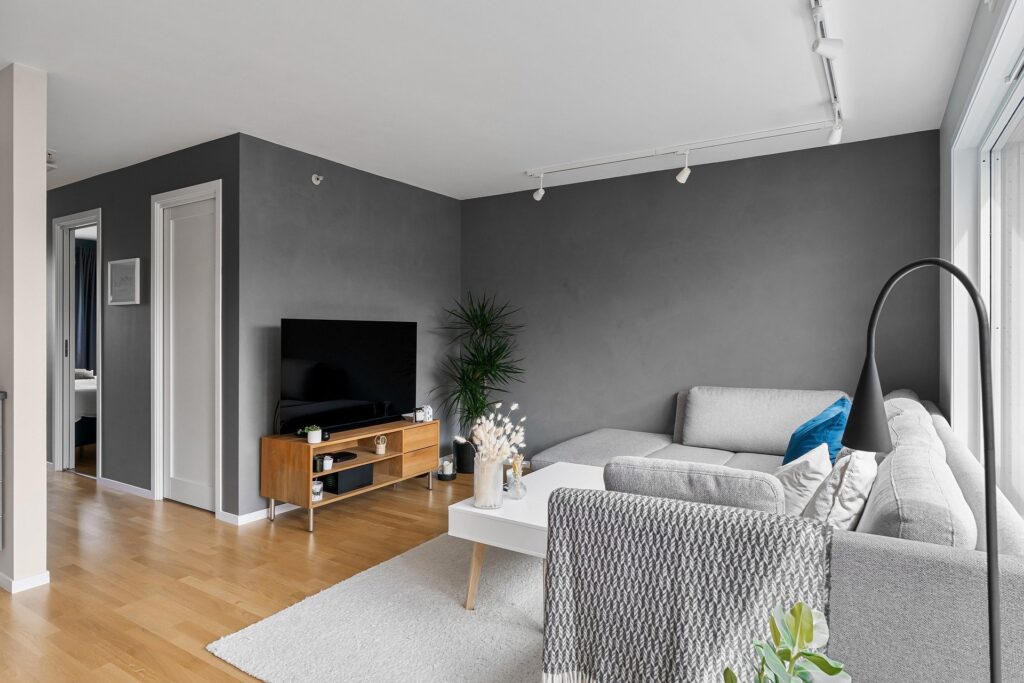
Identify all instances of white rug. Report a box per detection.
[208,535,543,682]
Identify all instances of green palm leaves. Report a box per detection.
[437,293,523,432]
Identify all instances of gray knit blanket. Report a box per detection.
[542,488,833,683]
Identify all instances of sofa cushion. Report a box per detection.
[645,443,733,466]
[604,456,786,514]
[679,386,847,455]
[529,428,672,469]
[782,397,851,464]
[728,452,785,473]
[803,449,878,530]
[857,400,977,548]
[648,444,783,473]
[924,401,1024,558]
[774,443,833,516]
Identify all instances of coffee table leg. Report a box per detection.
[465,543,487,610]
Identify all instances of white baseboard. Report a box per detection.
[0,570,50,594]
[98,476,157,500]
[46,461,55,471]
[216,503,299,526]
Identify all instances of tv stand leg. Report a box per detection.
[307,508,314,532]
[427,471,433,491]
[268,498,275,521]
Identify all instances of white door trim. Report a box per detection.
[151,180,223,518]
[50,209,102,478]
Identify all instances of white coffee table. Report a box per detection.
[447,461,605,609]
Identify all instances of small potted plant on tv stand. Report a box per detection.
[297,424,322,445]
[437,293,523,474]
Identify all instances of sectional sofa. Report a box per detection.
[532,386,1024,680]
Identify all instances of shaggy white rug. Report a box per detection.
[208,535,543,682]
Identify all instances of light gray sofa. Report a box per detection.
[538,386,1024,680]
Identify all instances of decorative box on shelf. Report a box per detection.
[260,419,440,532]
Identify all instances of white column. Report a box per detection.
[0,63,49,593]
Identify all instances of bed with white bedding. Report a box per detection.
[75,377,97,422]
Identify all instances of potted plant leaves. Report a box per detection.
[436,293,523,473]
[297,424,322,444]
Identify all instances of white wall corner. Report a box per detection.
[0,62,49,588]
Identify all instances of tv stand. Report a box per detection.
[259,419,440,532]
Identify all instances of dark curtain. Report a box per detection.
[75,239,97,371]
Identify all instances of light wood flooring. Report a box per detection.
[0,470,472,682]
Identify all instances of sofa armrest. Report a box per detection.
[828,529,1024,680]
[603,455,786,514]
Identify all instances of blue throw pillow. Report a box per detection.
[782,397,852,464]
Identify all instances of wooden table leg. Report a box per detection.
[464,543,487,610]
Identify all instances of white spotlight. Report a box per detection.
[812,37,844,60]
[828,121,843,145]
[676,152,691,184]
[533,173,545,201]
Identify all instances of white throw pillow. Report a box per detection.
[773,443,832,516]
[802,449,879,530]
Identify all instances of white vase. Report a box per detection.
[473,457,504,509]
[307,429,322,444]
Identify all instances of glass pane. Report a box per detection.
[996,113,1024,514]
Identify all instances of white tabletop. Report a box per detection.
[447,462,605,558]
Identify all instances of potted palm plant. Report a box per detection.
[437,293,523,473]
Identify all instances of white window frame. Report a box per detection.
[980,77,1024,512]
[946,0,1024,465]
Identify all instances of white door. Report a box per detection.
[162,197,217,510]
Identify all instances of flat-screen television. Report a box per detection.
[278,319,416,435]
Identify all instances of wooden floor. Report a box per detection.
[72,444,96,478]
[0,470,473,682]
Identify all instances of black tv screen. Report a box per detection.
[278,319,416,435]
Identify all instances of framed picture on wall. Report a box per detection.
[108,258,141,305]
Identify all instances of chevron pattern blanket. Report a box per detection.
[542,488,833,683]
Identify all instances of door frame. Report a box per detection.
[50,209,102,477]
[151,180,223,517]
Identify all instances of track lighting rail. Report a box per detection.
[526,0,845,198]
[525,119,833,180]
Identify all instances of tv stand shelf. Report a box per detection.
[260,419,440,531]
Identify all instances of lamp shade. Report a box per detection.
[842,352,892,453]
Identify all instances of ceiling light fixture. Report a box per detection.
[812,37,844,60]
[828,120,843,145]
[810,0,846,146]
[524,120,833,196]
[675,152,691,184]
[522,2,849,199]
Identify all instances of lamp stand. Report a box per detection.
[843,258,1000,682]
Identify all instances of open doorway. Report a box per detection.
[52,209,102,478]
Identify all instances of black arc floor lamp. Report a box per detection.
[842,257,1001,682]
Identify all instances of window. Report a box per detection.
[989,97,1024,513]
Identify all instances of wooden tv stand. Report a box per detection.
[259,419,440,532]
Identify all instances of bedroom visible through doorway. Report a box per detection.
[52,209,102,479]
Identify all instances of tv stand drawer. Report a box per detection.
[404,423,439,452]
[403,445,439,476]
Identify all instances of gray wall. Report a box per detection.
[461,131,941,453]
[47,136,240,491]
[234,135,461,515]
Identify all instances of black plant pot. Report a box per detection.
[453,439,476,474]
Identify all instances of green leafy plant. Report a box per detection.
[296,424,320,436]
[724,603,850,683]
[436,293,523,432]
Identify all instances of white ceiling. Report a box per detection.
[1,0,978,199]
